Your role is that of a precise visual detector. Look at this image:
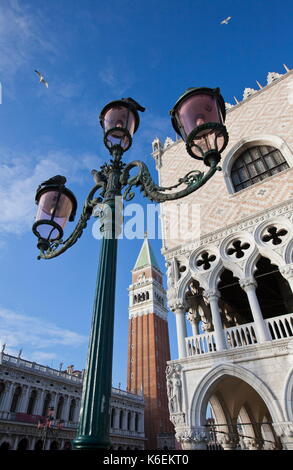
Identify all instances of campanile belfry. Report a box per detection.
[127,235,174,449]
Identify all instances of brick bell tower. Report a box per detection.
[127,235,174,449]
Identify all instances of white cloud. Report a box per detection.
[0,307,87,353]
[0,148,102,235]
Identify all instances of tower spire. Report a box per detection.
[133,236,161,272]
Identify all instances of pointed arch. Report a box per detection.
[176,270,193,304]
[283,367,293,422]
[190,363,285,427]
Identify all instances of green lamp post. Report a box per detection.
[32,88,228,450]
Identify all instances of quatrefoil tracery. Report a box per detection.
[262,226,288,245]
[227,240,250,259]
[196,251,217,270]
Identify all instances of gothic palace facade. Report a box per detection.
[152,67,293,450]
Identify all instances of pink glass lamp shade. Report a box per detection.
[99,98,145,151]
[32,177,77,248]
[170,87,228,165]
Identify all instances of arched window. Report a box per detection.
[42,393,51,417]
[110,407,115,428]
[0,441,10,450]
[10,386,22,412]
[135,413,139,432]
[17,438,29,451]
[119,409,123,429]
[56,396,64,420]
[34,440,43,451]
[127,411,131,430]
[0,382,5,407]
[231,145,289,192]
[27,390,37,415]
[50,441,59,450]
[68,399,76,422]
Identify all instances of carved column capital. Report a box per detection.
[203,288,220,302]
[239,277,257,292]
[176,427,208,445]
[218,433,239,450]
[280,264,293,280]
[186,312,199,324]
[169,299,187,312]
[170,412,186,426]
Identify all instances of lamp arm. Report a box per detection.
[120,160,220,203]
[37,183,104,260]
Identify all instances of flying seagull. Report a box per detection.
[34,70,49,88]
[220,16,232,24]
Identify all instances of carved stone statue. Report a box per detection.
[166,364,182,413]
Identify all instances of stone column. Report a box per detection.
[13,436,20,450]
[19,385,31,413]
[1,382,14,412]
[30,437,36,451]
[74,398,81,423]
[187,312,200,336]
[240,278,271,342]
[122,409,128,430]
[34,389,46,415]
[139,412,144,433]
[280,264,293,294]
[130,411,135,431]
[51,392,59,414]
[62,395,70,422]
[204,289,227,351]
[173,304,188,359]
[7,383,18,412]
[113,407,119,430]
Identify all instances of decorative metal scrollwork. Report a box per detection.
[37,183,104,260]
[37,151,221,258]
[120,159,220,203]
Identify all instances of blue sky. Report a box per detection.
[0,0,292,389]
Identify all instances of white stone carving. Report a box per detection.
[243,88,257,100]
[267,72,283,84]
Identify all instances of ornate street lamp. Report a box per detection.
[32,176,77,253]
[32,89,228,450]
[170,87,228,166]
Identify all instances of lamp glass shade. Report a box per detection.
[35,190,73,241]
[176,93,223,137]
[174,91,227,160]
[103,105,136,149]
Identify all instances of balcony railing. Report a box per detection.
[266,312,293,340]
[225,322,258,349]
[0,410,78,429]
[0,354,83,384]
[185,313,293,357]
[186,332,216,356]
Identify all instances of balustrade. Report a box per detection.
[185,313,293,357]
[266,313,293,340]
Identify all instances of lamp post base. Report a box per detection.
[72,435,111,450]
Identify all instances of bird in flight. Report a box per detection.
[220,16,232,24]
[34,70,49,88]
